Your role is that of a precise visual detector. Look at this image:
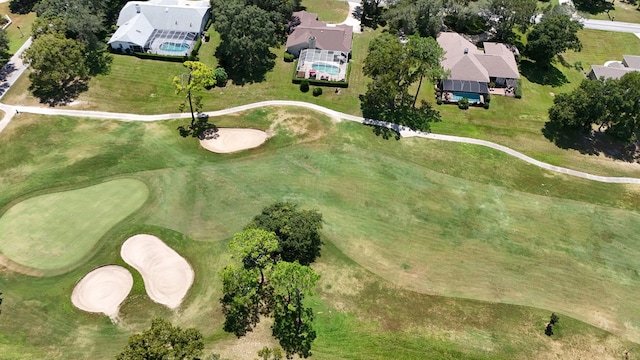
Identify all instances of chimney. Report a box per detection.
[308,36,316,49]
[464,48,468,55]
[135,4,140,13]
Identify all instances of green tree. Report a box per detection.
[9,0,39,14]
[361,0,386,28]
[526,14,583,65]
[406,34,447,107]
[34,0,112,75]
[544,72,640,146]
[220,230,320,358]
[360,33,442,136]
[230,228,279,284]
[116,318,204,360]
[173,61,216,138]
[220,263,265,336]
[212,2,278,83]
[245,202,323,266]
[270,261,319,359]
[22,33,89,104]
[488,0,538,42]
[384,0,443,38]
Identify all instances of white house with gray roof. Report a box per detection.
[436,32,520,97]
[108,0,210,56]
[588,55,640,80]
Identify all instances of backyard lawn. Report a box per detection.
[584,0,640,23]
[0,110,638,358]
[0,3,36,54]
[301,0,350,23]
[1,27,376,116]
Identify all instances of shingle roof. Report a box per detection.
[589,65,638,80]
[436,32,520,82]
[622,55,640,70]
[116,0,209,31]
[286,11,353,54]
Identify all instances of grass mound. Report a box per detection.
[0,178,148,271]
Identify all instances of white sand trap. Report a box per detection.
[71,265,133,319]
[120,234,194,309]
[199,128,268,153]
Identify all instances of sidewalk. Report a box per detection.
[0,36,32,100]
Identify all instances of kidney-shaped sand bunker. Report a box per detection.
[120,234,194,309]
[71,265,133,319]
[199,128,268,153]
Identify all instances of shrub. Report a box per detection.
[515,79,523,99]
[436,98,443,105]
[312,87,322,97]
[483,102,490,109]
[214,67,228,87]
[283,52,294,62]
[299,79,310,93]
[457,97,469,110]
[484,92,491,103]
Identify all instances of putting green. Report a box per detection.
[0,178,148,271]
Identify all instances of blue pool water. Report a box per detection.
[159,42,190,52]
[312,62,340,76]
[452,91,481,102]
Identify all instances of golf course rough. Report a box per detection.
[0,178,149,271]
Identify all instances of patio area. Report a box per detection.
[295,48,348,82]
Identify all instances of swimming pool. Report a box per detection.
[312,62,340,76]
[159,42,190,53]
[452,92,481,103]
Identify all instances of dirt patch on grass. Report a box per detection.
[267,110,330,143]
[215,318,280,360]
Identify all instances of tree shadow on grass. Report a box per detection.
[542,121,640,162]
[30,79,89,107]
[520,60,569,87]
[574,0,615,14]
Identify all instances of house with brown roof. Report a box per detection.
[285,11,353,57]
[436,32,520,101]
[588,55,640,80]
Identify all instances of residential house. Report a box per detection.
[588,55,640,80]
[286,11,353,58]
[436,32,520,103]
[108,0,210,56]
[287,11,353,83]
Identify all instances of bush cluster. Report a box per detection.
[457,97,469,110]
[312,87,322,97]
[299,79,310,93]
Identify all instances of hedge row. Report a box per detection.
[133,52,190,62]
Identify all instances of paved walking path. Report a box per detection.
[1,100,640,184]
[0,36,32,133]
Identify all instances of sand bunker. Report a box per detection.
[71,265,133,319]
[120,234,194,309]
[199,128,268,153]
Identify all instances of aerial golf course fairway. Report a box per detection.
[0,178,148,271]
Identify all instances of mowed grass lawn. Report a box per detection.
[0,110,639,358]
[585,0,640,23]
[301,0,350,23]
[0,179,148,271]
[1,4,36,54]
[1,26,375,116]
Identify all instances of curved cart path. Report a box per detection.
[1,100,640,184]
